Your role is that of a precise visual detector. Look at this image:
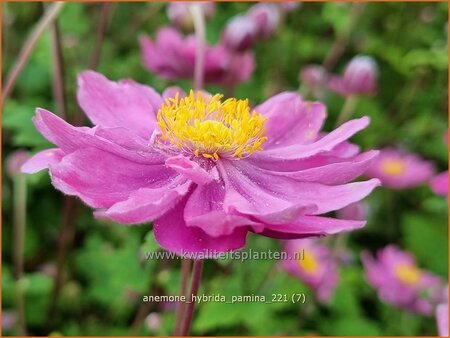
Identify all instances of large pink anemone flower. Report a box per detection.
[22,71,380,255]
[139,27,254,87]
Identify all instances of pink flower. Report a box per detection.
[299,64,327,98]
[248,3,280,38]
[430,131,448,196]
[337,201,368,221]
[167,2,215,31]
[430,171,449,196]
[436,301,449,336]
[222,15,258,52]
[139,27,254,87]
[365,148,434,189]
[7,150,30,177]
[362,245,445,315]
[22,71,380,255]
[282,239,339,302]
[328,55,378,97]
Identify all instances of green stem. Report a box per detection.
[13,172,27,335]
[336,95,358,127]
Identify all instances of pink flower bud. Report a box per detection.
[167,2,215,32]
[300,64,327,96]
[337,201,368,221]
[278,2,302,13]
[222,15,258,52]
[342,55,378,95]
[145,313,162,332]
[7,150,29,177]
[248,3,280,38]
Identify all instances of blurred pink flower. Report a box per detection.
[337,201,368,221]
[222,15,258,52]
[167,2,215,31]
[282,239,339,302]
[278,2,302,13]
[7,150,29,177]
[139,27,254,87]
[430,131,448,196]
[145,312,162,332]
[430,171,448,196]
[365,148,434,189]
[436,302,449,336]
[23,71,380,255]
[328,55,378,97]
[248,3,280,38]
[299,64,327,97]
[362,245,445,315]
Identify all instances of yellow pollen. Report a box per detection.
[156,91,267,160]
[298,249,319,274]
[380,159,406,176]
[394,264,421,286]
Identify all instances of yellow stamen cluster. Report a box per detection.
[394,264,421,286]
[380,159,406,176]
[156,91,267,160]
[298,249,319,274]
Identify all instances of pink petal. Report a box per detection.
[162,86,186,100]
[33,108,166,165]
[96,178,191,224]
[184,181,263,237]
[49,147,174,209]
[260,215,366,237]
[21,148,64,174]
[153,197,248,255]
[219,159,380,220]
[430,171,448,196]
[255,116,370,161]
[165,155,218,185]
[262,150,379,185]
[77,70,162,138]
[255,92,326,148]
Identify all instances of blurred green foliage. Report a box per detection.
[2,2,448,336]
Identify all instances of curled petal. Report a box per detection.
[255,92,326,148]
[21,148,64,174]
[154,196,248,255]
[49,147,174,209]
[95,178,191,224]
[77,70,162,138]
[165,155,218,185]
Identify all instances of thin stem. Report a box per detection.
[2,2,65,104]
[46,197,78,329]
[180,259,204,336]
[335,95,358,127]
[189,3,205,91]
[13,173,27,335]
[49,16,67,119]
[90,3,112,69]
[174,259,192,335]
[322,2,365,72]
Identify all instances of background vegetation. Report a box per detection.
[2,2,448,336]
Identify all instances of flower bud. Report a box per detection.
[248,3,280,38]
[7,150,29,177]
[222,15,258,52]
[342,55,378,95]
[299,64,327,95]
[337,201,368,221]
[278,2,302,13]
[167,2,215,32]
[145,313,162,332]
